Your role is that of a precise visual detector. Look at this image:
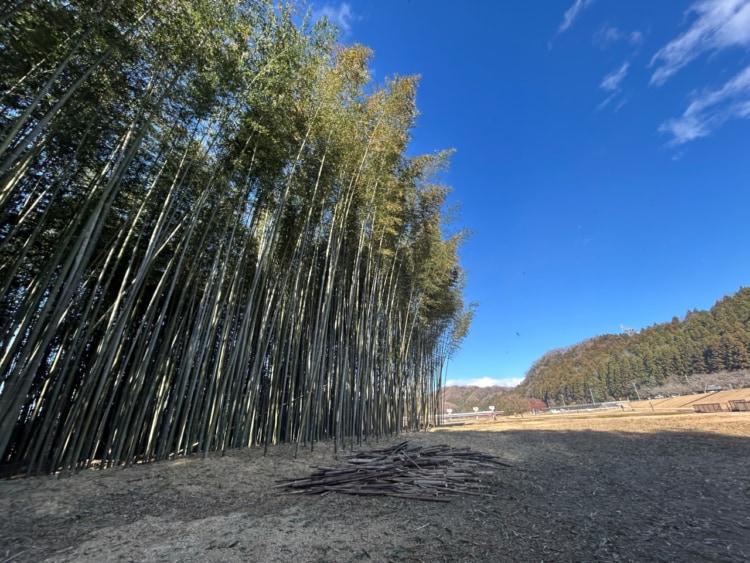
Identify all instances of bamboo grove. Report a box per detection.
[0,1,474,475]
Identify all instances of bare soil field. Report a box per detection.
[2,411,749,562]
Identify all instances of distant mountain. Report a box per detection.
[440,385,511,413]
[516,287,750,404]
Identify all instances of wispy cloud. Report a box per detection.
[650,0,750,86]
[558,0,597,34]
[600,62,630,91]
[659,64,750,144]
[597,62,630,110]
[594,25,623,46]
[630,30,645,44]
[316,2,356,35]
[594,26,645,49]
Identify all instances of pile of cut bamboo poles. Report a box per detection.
[277,442,513,502]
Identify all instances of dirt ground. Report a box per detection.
[2,411,749,562]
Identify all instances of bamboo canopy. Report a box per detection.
[0,1,474,475]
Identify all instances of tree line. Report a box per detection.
[440,385,548,416]
[518,287,750,404]
[0,1,473,475]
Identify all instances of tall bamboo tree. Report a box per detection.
[0,0,473,475]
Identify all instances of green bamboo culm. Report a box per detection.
[0,0,474,476]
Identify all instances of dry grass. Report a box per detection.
[625,389,750,412]
[454,409,750,436]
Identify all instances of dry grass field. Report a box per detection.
[2,410,749,562]
[628,389,750,412]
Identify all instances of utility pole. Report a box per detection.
[632,382,641,400]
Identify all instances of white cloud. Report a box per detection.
[594,26,644,48]
[593,25,623,48]
[597,62,630,110]
[446,376,523,388]
[597,91,618,111]
[650,0,750,86]
[558,0,597,34]
[317,2,356,35]
[659,64,750,144]
[630,30,645,44]
[600,62,630,91]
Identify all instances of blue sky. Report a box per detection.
[314,0,750,387]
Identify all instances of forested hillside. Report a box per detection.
[0,1,473,475]
[441,386,510,413]
[518,287,750,404]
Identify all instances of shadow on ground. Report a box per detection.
[1,418,748,562]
